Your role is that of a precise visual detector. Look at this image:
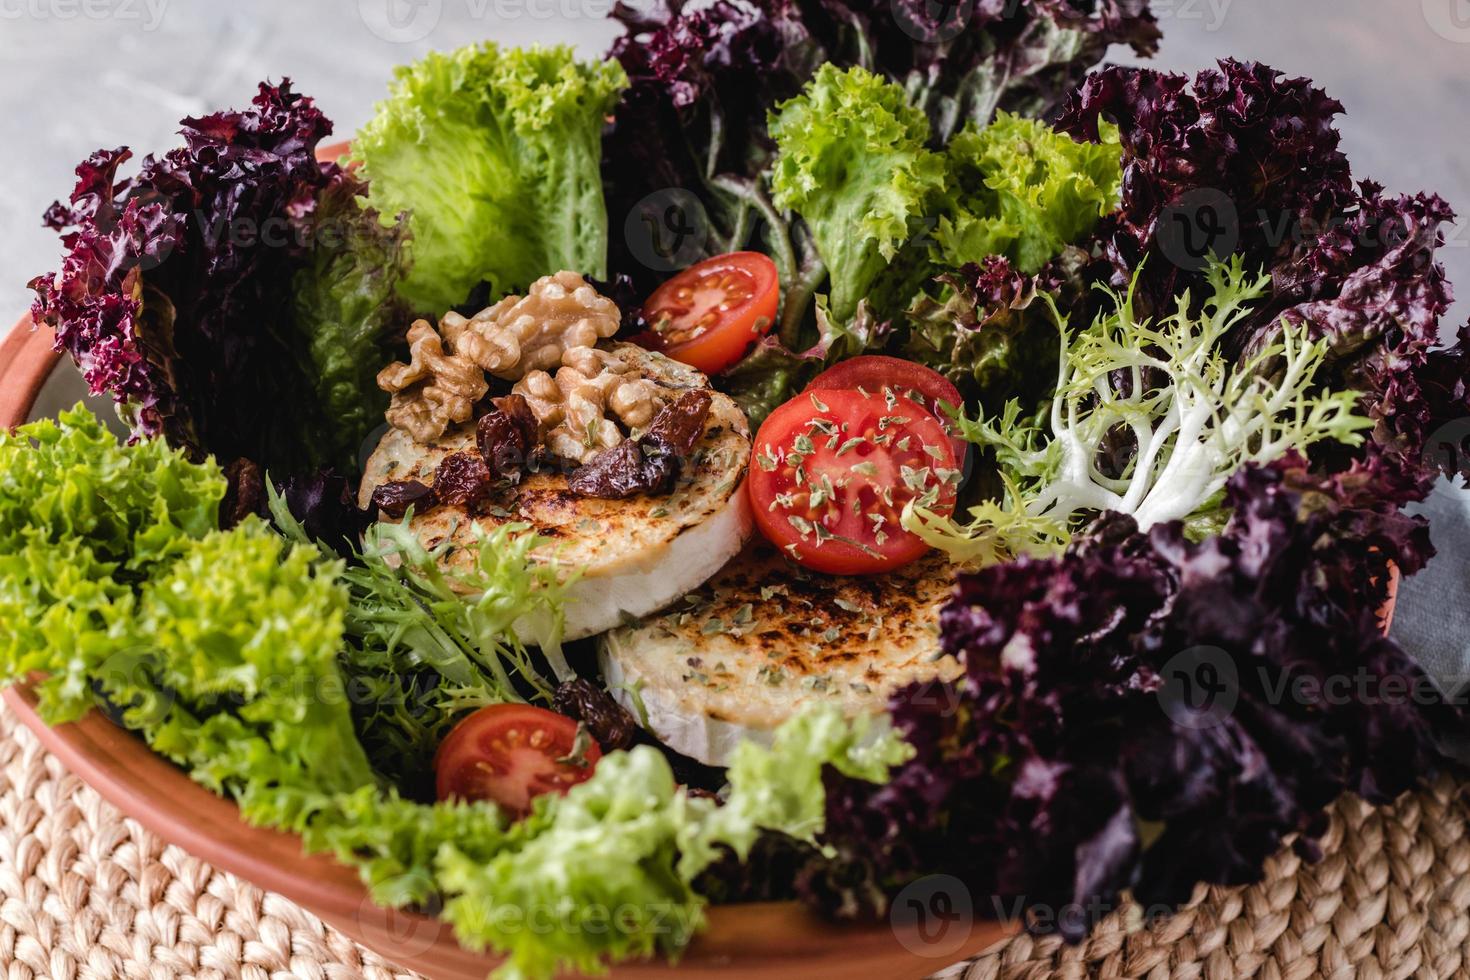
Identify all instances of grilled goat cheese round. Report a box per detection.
[359,344,753,641]
[597,543,963,765]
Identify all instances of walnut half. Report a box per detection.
[512,347,675,464]
[441,271,620,381]
[376,271,621,444]
[378,320,488,443]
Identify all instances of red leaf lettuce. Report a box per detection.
[30,81,409,476]
[812,459,1458,934]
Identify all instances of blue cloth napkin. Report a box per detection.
[1392,481,1470,758]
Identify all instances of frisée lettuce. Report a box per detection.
[906,257,1373,562]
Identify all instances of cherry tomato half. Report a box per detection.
[748,388,960,575]
[638,252,779,375]
[434,704,601,816]
[806,355,968,466]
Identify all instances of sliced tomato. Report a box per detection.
[806,355,968,466]
[748,388,960,575]
[434,704,601,816]
[638,251,779,375]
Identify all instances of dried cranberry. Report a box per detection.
[370,480,436,519]
[476,394,538,483]
[552,678,639,751]
[433,452,493,507]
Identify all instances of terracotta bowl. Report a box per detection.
[0,182,1017,977]
[2,141,1401,979]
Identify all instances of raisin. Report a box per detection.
[568,390,713,499]
[476,394,537,483]
[433,452,493,507]
[567,440,647,499]
[553,678,638,751]
[370,480,436,519]
[643,389,712,460]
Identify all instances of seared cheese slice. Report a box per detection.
[597,543,963,765]
[359,344,753,641]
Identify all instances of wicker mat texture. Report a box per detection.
[2,703,1469,980]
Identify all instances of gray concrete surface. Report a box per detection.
[2,1,1470,676]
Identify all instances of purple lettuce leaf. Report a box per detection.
[809,462,1461,936]
[30,81,406,480]
[1056,59,1356,319]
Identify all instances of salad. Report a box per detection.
[5,2,1470,978]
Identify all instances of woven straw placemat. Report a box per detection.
[2,702,1468,980]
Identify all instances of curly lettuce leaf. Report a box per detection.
[0,406,225,719]
[289,172,411,473]
[0,407,376,807]
[354,43,627,312]
[128,519,378,813]
[936,112,1121,274]
[769,64,947,326]
[680,706,911,877]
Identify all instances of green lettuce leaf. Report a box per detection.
[0,407,376,806]
[354,43,627,312]
[127,518,378,814]
[769,64,947,327]
[289,173,411,473]
[935,112,1121,274]
[0,406,224,720]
